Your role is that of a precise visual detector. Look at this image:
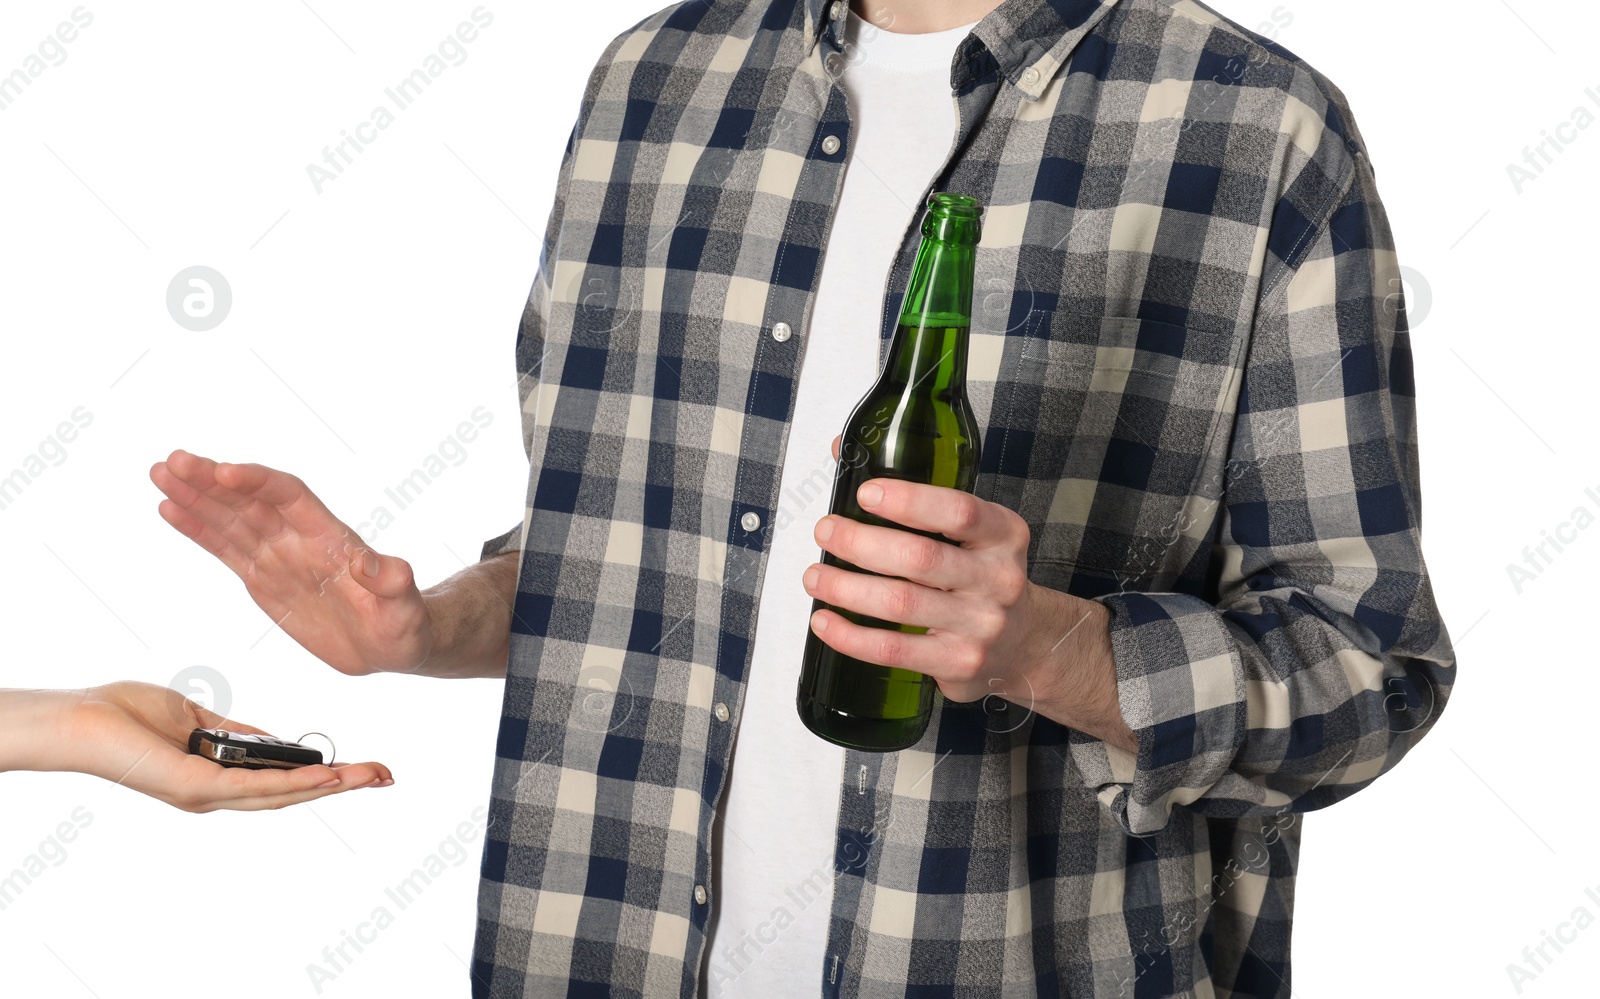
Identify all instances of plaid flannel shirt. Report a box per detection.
[471,0,1456,995]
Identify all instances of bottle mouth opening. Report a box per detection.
[927,192,982,219]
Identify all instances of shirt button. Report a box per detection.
[1021,66,1041,86]
[740,511,762,532]
[821,134,841,155]
[830,0,846,20]
[694,884,708,905]
[714,702,730,723]
[772,321,793,342]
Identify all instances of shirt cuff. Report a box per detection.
[1065,590,1248,836]
[480,520,525,563]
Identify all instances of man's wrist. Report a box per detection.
[397,554,516,679]
[402,588,454,677]
[1022,587,1138,755]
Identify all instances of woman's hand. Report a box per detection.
[2,682,393,812]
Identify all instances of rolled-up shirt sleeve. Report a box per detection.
[1070,150,1456,836]
[480,522,525,562]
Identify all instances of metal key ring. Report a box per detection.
[296,731,337,764]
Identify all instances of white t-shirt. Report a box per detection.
[704,12,975,997]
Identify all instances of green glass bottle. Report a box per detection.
[796,192,983,752]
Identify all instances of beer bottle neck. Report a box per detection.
[887,225,976,392]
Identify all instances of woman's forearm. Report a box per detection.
[0,688,77,773]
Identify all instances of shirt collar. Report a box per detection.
[805,0,1123,101]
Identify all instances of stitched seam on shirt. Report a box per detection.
[1255,159,1359,312]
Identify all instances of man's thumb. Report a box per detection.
[352,548,415,599]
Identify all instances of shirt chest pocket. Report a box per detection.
[986,311,1242,579]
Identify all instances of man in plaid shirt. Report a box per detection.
[153,0,1455,994]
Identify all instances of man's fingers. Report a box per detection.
[154,451,286,540]
[212,461,341,538]
[158,451,365,559]
[152,463,268,553]
[161,451,330,540]
[161,450,254,508]
[149,456,206,505]
[831,434,842,462]
[210,459,289,501]
[803,562,967,634]
[155,499,251,578]
[814,516,969,590]
[808,608,950,678]
[853,479,1025,548]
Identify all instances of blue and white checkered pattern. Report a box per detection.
[471,0,1456,995]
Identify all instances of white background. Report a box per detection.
[0,1,1593,996]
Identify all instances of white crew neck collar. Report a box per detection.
[841,9,979,73]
